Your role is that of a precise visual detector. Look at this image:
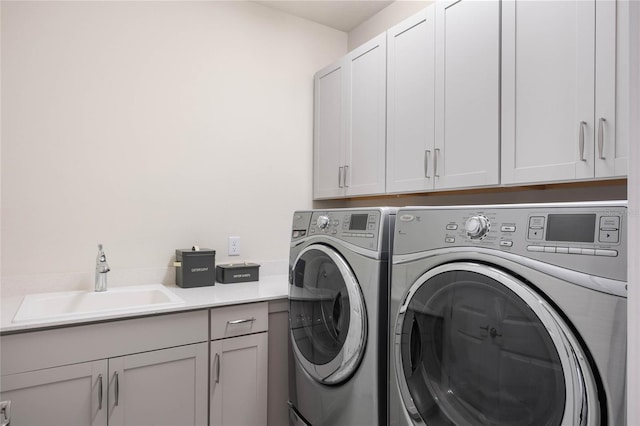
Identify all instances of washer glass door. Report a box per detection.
[290,244,367,385]
[395,262,596,426]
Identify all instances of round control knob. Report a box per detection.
[317,215,331,230]
[465,215,490,239]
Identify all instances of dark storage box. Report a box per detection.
[175,248,216,288]
[216,262,260,284]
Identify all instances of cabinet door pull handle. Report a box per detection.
[579,121,587,161]
[214,353,221,384]
[0,400,11,426]
[424,150,431,178]
[434,148,440,177]
[227,317,256,325]
[98,374,103,410]
[338,167,344,188]
[344,165,349,187]
[114,372,120,407]
[598,117,606,159]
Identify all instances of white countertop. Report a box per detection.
[1,275,289,334]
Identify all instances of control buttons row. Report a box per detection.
[445,223,516,233]
[310,228,338,235]
[344,232,375,239]
[527,245,618,257]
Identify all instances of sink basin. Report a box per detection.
[13,284,185,324]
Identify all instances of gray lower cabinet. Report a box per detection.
[0,301,278,426]
[0,343,208,426]
[0,360,108,426]
[1,310,209,426]
[210,302,269,426]
[109,343,208,426]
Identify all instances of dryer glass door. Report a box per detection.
[394,262,596,426]
[289,244,367,385]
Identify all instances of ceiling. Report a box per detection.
[255,1,394,32]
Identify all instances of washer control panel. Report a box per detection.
[395,202,627,282]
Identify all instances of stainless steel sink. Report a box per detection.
[12,284,185,324]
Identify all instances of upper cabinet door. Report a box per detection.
[501,0,596,184]
[596,0,628,178]
[346,33,387,197]
[386,8,436,194]
[313,60,348,199]
[434,0,500,190]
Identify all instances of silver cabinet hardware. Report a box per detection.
[434,148,440,177]
[424,150,431,178]
[344,165,349,187]
[214,353,220,384]
[98,374,103,410]
[579,121,587,161]
[598,118,606,159]
[338,167,344,188]
[114,372,120,407]
[0,400,10,426]
[227,317,256,325]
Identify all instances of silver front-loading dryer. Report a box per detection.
[288,208,396,426]
[390,201,627,426]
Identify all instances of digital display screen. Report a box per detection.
[546,214,596,243]
[349,214,369,231]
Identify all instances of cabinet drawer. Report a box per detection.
[210,302,268,340]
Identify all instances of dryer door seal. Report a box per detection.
[289,244,367,385]
[394,262,599,426]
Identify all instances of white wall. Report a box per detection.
[0,1,346,291]
[348,0,432,51]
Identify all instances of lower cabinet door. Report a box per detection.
[210,333,268,426]
[108,342,208,426]
[0,360,108,426]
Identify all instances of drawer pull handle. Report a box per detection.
[227,317,256,325]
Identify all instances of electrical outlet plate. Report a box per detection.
[228,236,240,256]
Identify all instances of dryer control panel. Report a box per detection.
[291,209,393,252]
[395,202,627,282]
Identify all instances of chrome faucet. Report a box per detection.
[95,244,110,292]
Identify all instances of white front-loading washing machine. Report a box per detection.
[390,201,627,426]
[288,208,396,426]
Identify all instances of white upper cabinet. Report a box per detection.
[346,33,387,197]
[501,0,627,184]
[387,1,499,195]
[434,0,500,190]
[386,8,436,194]
[313,34,386,199]
[313,60,348,199]
[433,0,500,189]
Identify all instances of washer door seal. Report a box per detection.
[394,262,599,426]
[289,244,367,385]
